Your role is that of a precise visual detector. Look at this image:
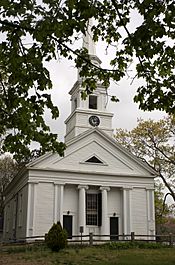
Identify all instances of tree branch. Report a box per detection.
[159,170,175,202]
[111,0,150,78]
[162,192,173,215]
[0,19,34,32]
[52,35,118,73]
[0,19,117,77]
[147,131,175,166]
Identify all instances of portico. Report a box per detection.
[61,183,121,238]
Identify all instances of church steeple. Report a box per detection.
[77,19,101,81]
[64,19,113,143]
[83,18,96,56]
[82,19,101,68]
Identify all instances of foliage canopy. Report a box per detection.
[115,116,175,204]
[154,182,172,229]
[0,0,175,161]
[0,155,18,215]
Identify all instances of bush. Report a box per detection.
[45,221,67,252]
[101,241,170,250]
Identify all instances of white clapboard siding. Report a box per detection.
[131,188,147,235]
[35,183,54,236]
[3,185,28,240]
[16,185,28,239]
[63,185,79,235]
[107,188,121,216]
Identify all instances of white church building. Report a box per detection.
[3,25,156,242]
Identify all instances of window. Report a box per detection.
[12,199,17,230]
[18,194,23,227]
[6,204,10,233]
[86,193,102,226]
[85,156,103,164]
[89,95,97,109]
[86,193,98,225]
[74,98,77,110]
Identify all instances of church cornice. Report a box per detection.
[69,80,109,96]
[65,125,113,141]
[28,166,155,179]
[69,80,81,95]
[64,108,113,124]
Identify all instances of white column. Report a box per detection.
[59,184,64,226]
[122,187,132,236]
[26,182,37,238]
[146,189,155,236]
[53,184,58,223]
[78,185,88,233]
[100,186,110,236]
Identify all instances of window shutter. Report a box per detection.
[98,192,102,226]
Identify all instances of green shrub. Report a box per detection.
[101,241,170,250]
[45,221,67,252]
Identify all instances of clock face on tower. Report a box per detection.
[89,115,100,127]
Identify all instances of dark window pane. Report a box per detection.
[85,156,103,164]
[86,193,98,226]
[74,98,77,109]
[89,95,97,109]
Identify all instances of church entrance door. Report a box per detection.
[110,217,119,241]
[63,215,72,239]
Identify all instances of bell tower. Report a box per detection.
[64,19,113,143]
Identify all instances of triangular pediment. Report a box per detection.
[28,128,156,178]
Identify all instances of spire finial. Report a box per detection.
[83,18,96,56]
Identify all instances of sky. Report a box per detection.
[45,40,165,142]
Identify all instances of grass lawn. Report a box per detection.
[0,244,175,265]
